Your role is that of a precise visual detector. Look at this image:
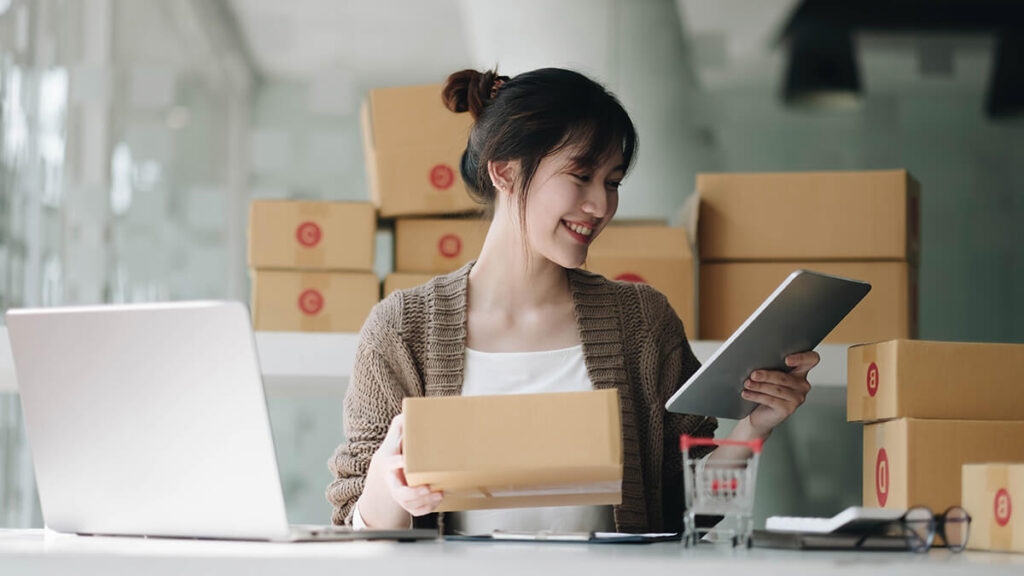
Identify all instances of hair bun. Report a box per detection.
[442,69,501,120]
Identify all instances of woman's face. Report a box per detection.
[519,145,625,269]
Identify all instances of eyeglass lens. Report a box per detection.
[939,506,971,552]
[903,507,936,552]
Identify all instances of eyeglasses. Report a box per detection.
[897,506,972,553]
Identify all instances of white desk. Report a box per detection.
[0,327,851,393]
[1,530,1022,576]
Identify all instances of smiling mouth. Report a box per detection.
[562,219,595,242]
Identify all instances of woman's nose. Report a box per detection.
[581,184,608,218]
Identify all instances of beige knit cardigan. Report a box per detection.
[327,262,717,533]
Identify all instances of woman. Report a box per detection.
[327,67,818,534]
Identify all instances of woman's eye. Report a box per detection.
[607,181,622,190]
[571,173,591,183]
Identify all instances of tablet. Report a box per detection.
[665,269,871,419]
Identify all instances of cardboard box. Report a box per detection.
[587,225,695,333]
[383,272,435,298]
[863,419,1024,512]
[403,389,623,512]
[696,170,920,261]
[251,270,379,333]
[848,340,1024,423]
[248,200,375,271]
[963,463,1024,552]
[699,261,916,343]
[394,218,489,273]
[361,84,479,217]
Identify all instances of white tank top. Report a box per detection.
[447,345,616,534]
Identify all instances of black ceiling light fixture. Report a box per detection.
[783,18,863,109]
[779,0,1024,118]
[986,28,1024,117]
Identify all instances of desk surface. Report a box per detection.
[2,530,1022,576]
[0,326,852,393]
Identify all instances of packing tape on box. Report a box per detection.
[986,466,1013,549]
[858,345,878,421]
[294,203,328,269]
[299,274,332,332]
[861,397,878,422]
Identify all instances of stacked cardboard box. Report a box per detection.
[362,84,477,218]
[248,200,379,332]
[963,463,1023,552]
[696,170,920,343]
[586,225,696,332]
[360,82,490,296]
[847,339,1024,551]
[384,217,489,297]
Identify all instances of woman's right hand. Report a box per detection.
[361,414,444,525]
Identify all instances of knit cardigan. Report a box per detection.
[327,262,717,533]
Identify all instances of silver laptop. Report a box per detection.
[5,300,435,542]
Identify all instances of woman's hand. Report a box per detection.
[359,414,444,528]
[742,351,819,437]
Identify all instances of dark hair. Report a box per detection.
[441,68,637,221]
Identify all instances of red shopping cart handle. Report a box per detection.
[681,434,763,454]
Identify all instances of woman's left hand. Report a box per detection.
[742,351,820,437]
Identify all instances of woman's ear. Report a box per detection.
[487,160,519,194]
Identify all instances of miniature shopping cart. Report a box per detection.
[681,435,763,548]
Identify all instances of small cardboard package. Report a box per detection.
[863,419,1024,513]
[361,84,478,217]
[696,170,920,261]
[699,260,916,343]
[250,270,379,333]
[848,340,1024,423]
[248,200,376,271]
[394,218,489,273]
[586,225,695,333]
[403,389,623,512]
[962,463,1024,552]
[383,273,435,298]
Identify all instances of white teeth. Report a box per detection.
[564,221,593,236]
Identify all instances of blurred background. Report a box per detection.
[1,0,1022,530]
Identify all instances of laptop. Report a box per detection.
[5,300,436,542]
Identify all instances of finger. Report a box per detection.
[390,465,442,498]
[745,379,806,403]
[741,385,786,407]
[398,490,444,516]
[408,498,443,517]
[385,461,409,492]
[382,454,406,474]
[786,352,820,377]
[750,370,803,390]
[405,492,444,516]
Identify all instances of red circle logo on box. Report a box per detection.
[298,289,324,316]
[438,234,462,258]
[615,273,648,284]
[995,488,1012,527]
[875,448,889,507]
[296,222,322,247]
[429,164,455,190]
[867,362,879,397]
